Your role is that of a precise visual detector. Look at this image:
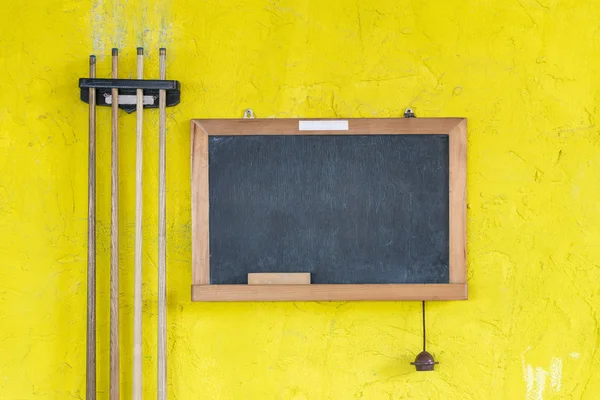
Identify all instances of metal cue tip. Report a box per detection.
[89,55,96,64]
[137,47,144,55]
[159,48,166,55]
[112,48,118,56]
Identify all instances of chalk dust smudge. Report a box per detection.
[91,0,105,54]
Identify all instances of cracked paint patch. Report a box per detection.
[522,350,564,400]
[550,357,562,392]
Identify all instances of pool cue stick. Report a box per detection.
[133,47,144,400]
[157,47,167,400]
[110,48,120,400]
[86,54,97,400]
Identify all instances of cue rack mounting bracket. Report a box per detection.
[79,78,181,113]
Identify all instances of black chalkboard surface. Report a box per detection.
[190,118,467,302]
[208,134,449,285]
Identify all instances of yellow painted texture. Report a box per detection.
[1,0,599,399]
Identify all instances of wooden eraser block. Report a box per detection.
[248,273,311,285]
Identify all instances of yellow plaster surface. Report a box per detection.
[1,0,599,398]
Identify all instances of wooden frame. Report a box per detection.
[191,118,467,301]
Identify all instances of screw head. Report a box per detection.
[404,108,416,118]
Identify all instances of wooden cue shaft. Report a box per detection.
[86,54,97,400]
[157,47,167,400]
[110,48,120,400]
[133,47,144,400]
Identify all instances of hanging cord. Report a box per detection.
[422,301,426,352]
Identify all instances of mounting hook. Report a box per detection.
[404,108,416,118]
[243,108,255,119]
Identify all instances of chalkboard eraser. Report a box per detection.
[248,273,311,285]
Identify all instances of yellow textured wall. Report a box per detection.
[1,0,599,399]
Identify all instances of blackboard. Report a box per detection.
[208,134,449,284]
[190,118,467,302]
